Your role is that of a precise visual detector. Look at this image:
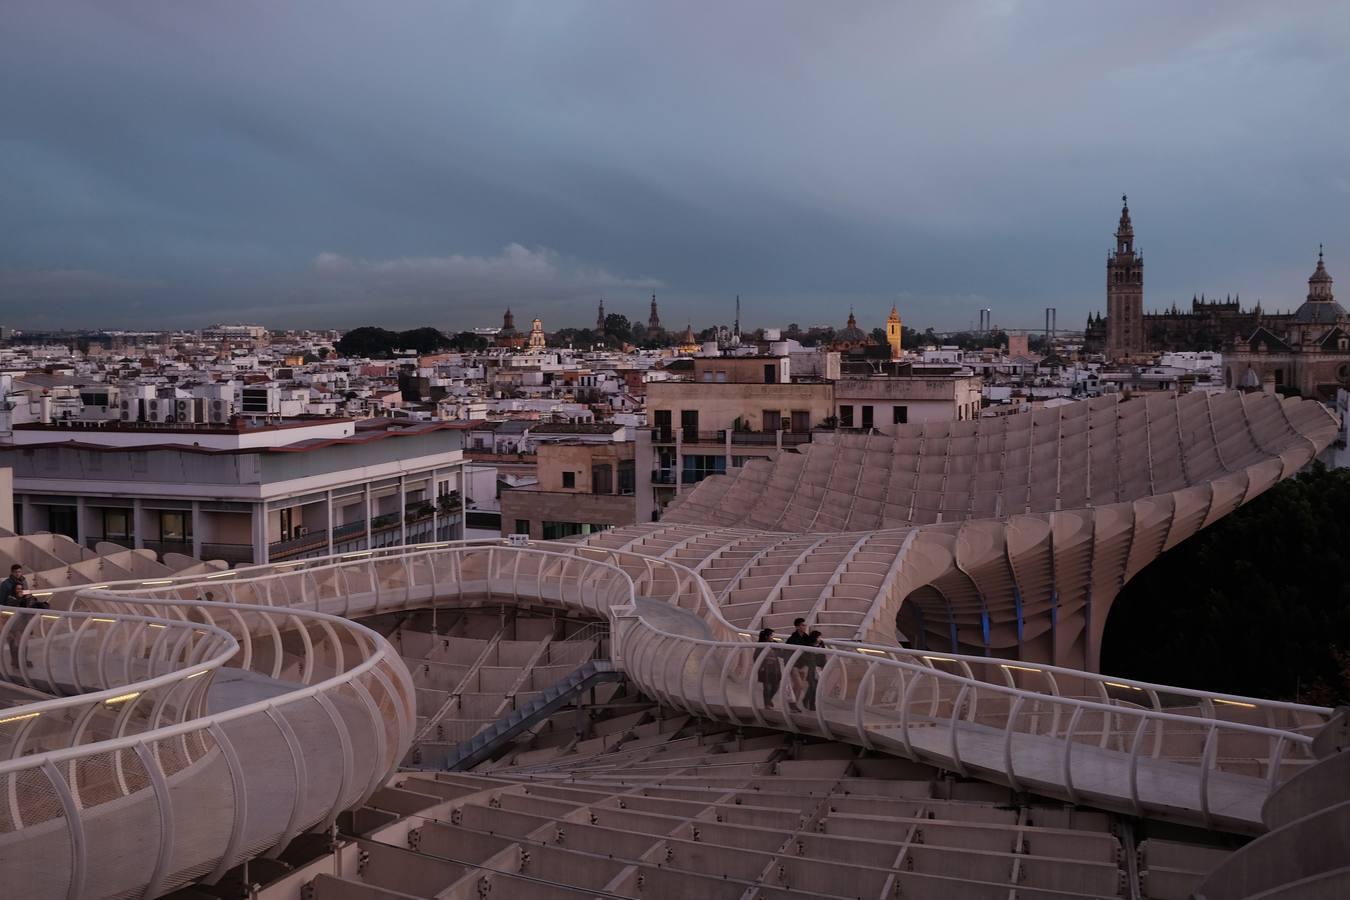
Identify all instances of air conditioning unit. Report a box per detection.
[118,398,140,421]
[507,533,530,547]
[146,399,167,423]
[174,398,197,423]
[207,399,230,423]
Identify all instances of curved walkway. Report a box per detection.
[0,392,1340,898]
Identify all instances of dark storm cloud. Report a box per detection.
[1,1,1347,331]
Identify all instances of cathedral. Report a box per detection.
[1090,197,1299,357]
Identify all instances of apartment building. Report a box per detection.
[641,353,989,513]
[834,372,983,432]
[645,355,834,502]
[499,440,636,539]
[1,416,468,565]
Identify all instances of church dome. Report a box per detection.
[1293,247,1342,322]
[1292,299,1347,325]
[836,310,867,343]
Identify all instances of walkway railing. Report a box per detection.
[0,594,414,899]
[0,538,1335,899]
[619,612,1325,833]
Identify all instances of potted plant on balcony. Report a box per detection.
[437,491,461,516]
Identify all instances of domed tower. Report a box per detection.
[1291,246,1346,334]
[1106,195,1144,360]
[1306,246,1335,303]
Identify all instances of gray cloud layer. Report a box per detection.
[1,1,1347,332]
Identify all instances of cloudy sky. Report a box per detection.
[3,1,1348,332]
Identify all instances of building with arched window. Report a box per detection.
[1226,248,1350,399]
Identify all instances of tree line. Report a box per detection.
[1100,462,1350,706]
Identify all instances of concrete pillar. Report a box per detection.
[364,482,373,550]
[252,502,268,565]
[674,432,684,493]
[132,498,144,550]
[326,489,334,556]
[398,474,407,547]
[191,501,202,559]
[75,496,87,548]
[19,495,34,536]
[429,466,439,541]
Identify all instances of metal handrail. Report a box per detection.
[618,614,1322,832]
[0,538,1333,898]
[29,537,1324,726]
[0,590,415,898]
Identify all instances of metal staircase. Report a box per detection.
[419,659,623,772]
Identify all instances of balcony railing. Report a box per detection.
[199,543,255,565]
[651,428,815,448]
[271,515,464,562]
[651,469,676,485]
[142,539,195,558]
[729,431,776,445]
[85,536,132,551]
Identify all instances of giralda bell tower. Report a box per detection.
[1106,194,1144,359]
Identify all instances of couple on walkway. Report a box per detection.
[756,618,825,712]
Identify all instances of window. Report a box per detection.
[515,519,530,535]
[653,409,672,441]
[681,454,727,484]
[893,405,908,425]
[790,410,810,433]
[562,471,576,489]
[761,409,779,432]
[680,409,699,442]
[763,364,777,384]
[861,405,874,429]
[48,506,77,541]
[159,511,191,541]
[617,460,636,495]
[839,405,854,427]
[102,509,131,540]
[591,464,612,494]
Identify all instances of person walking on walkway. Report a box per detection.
[801,631,825,711]
[785,618,812,711]
[755,627,783,707]
[785,618,811,646]
[1,564,33,670]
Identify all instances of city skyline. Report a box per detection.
[2,2,1348,330]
